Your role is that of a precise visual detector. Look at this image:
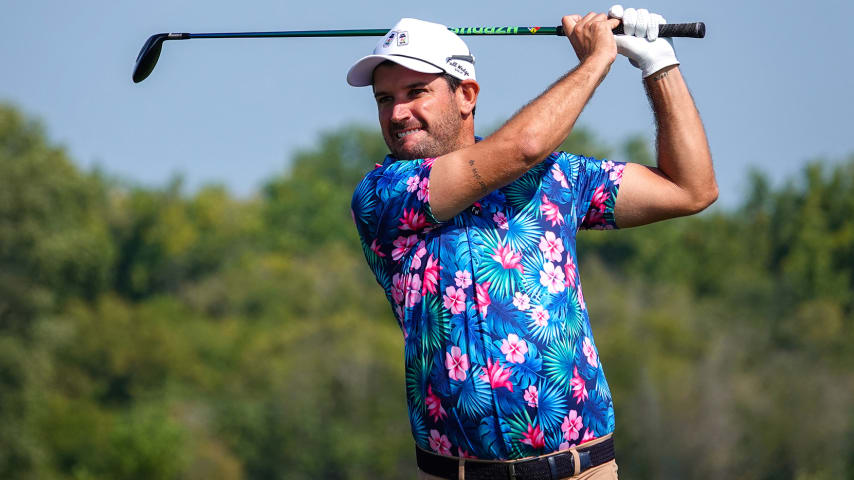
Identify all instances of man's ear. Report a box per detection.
[457,80,479,116]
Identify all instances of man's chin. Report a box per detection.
[388,141,448,160]
[388,137,422,159]
[392,149,422,160]
[388,145,423,160]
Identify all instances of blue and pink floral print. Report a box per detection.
[351,150,625,460]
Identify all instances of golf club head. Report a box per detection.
[133,33,169,83]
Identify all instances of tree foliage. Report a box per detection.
[1,101,853,478]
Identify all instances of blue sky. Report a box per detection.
[2,1,851,206]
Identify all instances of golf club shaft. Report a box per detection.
[172,23,703,40]
[134,22,705,83]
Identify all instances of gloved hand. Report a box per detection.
[609,4,679,78]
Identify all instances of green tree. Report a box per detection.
[0,104,114,335]
[0,103,115,479]
[262,125,388,255]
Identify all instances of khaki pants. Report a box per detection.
[417,434,619,480]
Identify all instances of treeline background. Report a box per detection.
[2,102,853,479]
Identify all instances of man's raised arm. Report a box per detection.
[614,66,717,227]
[429,13,620,221]
[608,5,717,227]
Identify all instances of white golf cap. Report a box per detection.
[346,18,476,87]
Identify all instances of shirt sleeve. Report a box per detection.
[570,154,626,230]
[351,158,441,270]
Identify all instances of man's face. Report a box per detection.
[372,62,463,160]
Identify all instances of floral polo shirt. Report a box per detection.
[351,149,625,460]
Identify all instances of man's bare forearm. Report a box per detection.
[492,56,612,165]
[645,66,717,211]
[430,57,612,220]
[429,13,620,221]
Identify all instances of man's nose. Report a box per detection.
[390,100,412,122]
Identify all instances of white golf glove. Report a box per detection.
[609,4,679,78]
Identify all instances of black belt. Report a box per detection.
[416,436,615,480]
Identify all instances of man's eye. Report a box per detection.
[376,96,392,104]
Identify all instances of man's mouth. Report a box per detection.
[395,128,422,139]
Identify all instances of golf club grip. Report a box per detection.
[556,22,705,38]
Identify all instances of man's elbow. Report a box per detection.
[514,128,552,166]
[686,183,718,214]
[489,121,552,167]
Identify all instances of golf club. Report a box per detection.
[133,22,705,83]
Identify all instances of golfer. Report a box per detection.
[349,6,715,479]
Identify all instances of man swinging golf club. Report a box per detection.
[349,5,716,479]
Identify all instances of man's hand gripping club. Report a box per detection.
[608,4,680,78]
[561,12,621,70]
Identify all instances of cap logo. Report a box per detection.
[445,59,470,77]
[383,32,396,47]
[397,31,409,46]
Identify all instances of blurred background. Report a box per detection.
[2,1,853,478]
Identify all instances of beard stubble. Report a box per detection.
[384,98,463,160]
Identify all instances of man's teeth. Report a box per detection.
[396,129,421,139]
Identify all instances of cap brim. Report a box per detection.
[346,54,444,87]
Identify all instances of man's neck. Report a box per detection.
[446,130,478,155]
